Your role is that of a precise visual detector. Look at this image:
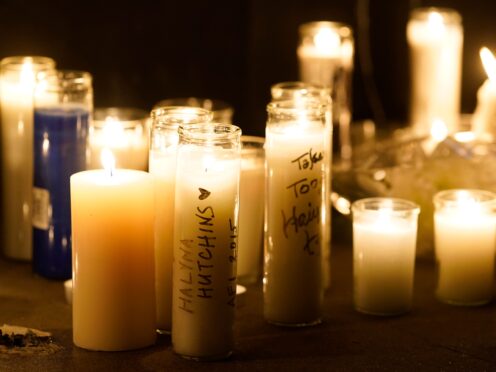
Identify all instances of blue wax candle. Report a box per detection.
[33,106,89,279]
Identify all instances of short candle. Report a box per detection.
[352,198,420,316]
[434,189,496,306]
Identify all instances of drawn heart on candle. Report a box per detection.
[198,188,211,200]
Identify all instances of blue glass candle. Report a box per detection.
[32,70,92,279]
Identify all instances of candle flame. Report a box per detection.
[314,28,340,52]
[480,47,496,82]
[427,11,445,34]
[101,148,115,177]
[430,119,448,142]
[20,59,35,86]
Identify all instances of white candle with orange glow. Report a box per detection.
[71,149,156,351]
[472,47,496,136]
[352,198,420,316]
[407,8,463,134]
[434,189,496,306]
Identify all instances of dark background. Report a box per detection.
[1,0,494,136]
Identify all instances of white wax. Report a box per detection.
[0,78,35,260]
[353,216,417,315]
[88,120,148,171]
[71,169,156,351]
[237,156,264,283]
[434,209,496,304]
[407,15,463,134]
[172,147,239,359]
[149,149,176,332]
[472,79,496,136]
[264,122,326,325]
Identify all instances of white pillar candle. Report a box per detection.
[88,108,149,171]
[264,100,330,326]
[407,8,463,135]
[237,136,265,284]
[172,123,241,361]
[472,47,496,136]
[434,189,496,305]
[0,56,55,260]
[149,107,212,334]
[352,198,420,316]
[71,151,156,351]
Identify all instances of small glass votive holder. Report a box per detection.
[237,136,265,285]
[88,107,150,171]
[153,97,233,124]
[352,198,420,316]
[433,189,496,306]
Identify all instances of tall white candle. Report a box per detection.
[264,100,330,326]
[472,47,496,136]
[407,8,463,135]
[434,189,496,305]
[0,56,55,260]
[71,151,156,351]
[149,107,212,334]
[88,108,149,171]
[237,136,265,284]
[352,198,419,316]
[172,123,241,360]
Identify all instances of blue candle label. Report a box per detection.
[32,187,50,230]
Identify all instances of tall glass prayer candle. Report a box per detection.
[32,70,92,279]
[434,189,496,306]
[264,99,330,326]
[88,107,150,171]
[154,97,233,124]
[407,7,463,135]
[271,81,333,289]
[71,152,156,351]
[149,107,213,334]
[297,22,353,162]
[352,198,420,316]
[172,123,241,360]
[0,56,55,261]
[237,136,265,284]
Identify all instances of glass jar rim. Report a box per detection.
[178,122,241,145]
[433,189,496,208]
[299,21,353,38]
[93,107,149,128]
[0,56,55,71]
[154,97,232,113]
[267,99,328,116]
[41,69,92,91]
[352,197,420,216]
[151,106,213,128]
[271,81,330,100]
[409,7,462,24]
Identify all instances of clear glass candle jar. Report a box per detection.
[0,56,56,261]
[88,107,150,171]
[172,122,241,361]
[433,189,496,306]
[264,98,331,327]
[154,97,233,124]
[352,197,420,316]
[149,106,212,334]
[32,70,92,279]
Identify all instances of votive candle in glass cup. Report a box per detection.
[172,122,241,361]
[88,107,150,171]
[297,21,354,162]
[433,189,496,306]
[154,97,233,124]
[407,7,463,135]
[237,135,265,284]
[0,56,56,261]
[352,198,420,316]
[264,98,331,327]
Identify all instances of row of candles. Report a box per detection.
[1,5,496,361]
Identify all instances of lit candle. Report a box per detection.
[472,47,496,136]
[237,136,265,284]
[149,107,212,334]
[0,56,55,260]
[172,123,241,360]
[71,150,156,351]
[264,99,330,326]
[297,22,354,162]
[407,8,463,135]
[88,107,149,171]
[434,189,496,305]
[352,198,420,316]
